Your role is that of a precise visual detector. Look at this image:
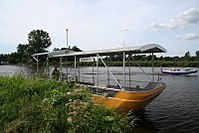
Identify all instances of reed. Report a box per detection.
[0,71,136,132]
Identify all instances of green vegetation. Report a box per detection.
[0,29,52,65]
[0,72,135,132]
[0,28,198,67]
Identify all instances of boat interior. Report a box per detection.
[83,81,165,98]
[32,44,167,95]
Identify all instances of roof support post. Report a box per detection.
[92,59,95,85]
[65,57,68,81]
[74,55,77,82]
[36,55,39,74]
[60,57,62,80]
[123,52,126,89]
[46,57,49,77]
[96,55,99,87]
[78,61,80,82]
[128,54,131,88]
[152,52,154,82]
[97,54,123,90]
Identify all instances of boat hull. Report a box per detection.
[92,83,166,113]
[162,69,197,75]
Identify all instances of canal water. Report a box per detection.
[0,65,199,133]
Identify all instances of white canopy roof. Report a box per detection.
[32,44,166,58]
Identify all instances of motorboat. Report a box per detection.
[161,67,198,75]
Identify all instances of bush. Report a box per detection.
[0,72,136,132]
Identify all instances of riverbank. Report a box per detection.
[0,73,136,132]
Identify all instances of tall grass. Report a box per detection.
[0,72,136,132]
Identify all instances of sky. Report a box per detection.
[0,0,199,56]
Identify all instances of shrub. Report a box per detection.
[0,72,136,132]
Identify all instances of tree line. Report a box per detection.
[0,29,199,67]
[0,29,81,65]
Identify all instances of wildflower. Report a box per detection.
[104,116,114,122]
[67,117,73,123]
[67,92,71,95]
[68,111,77,116]
[68,99,72,102]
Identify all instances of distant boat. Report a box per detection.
[161,67,198,75]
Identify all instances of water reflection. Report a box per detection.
[132,110,158,133]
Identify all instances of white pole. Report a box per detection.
[123,52,126,88]
[66,28,68,48]
[152,53,154,82]
[96,55,99,87]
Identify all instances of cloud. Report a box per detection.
[176,33,199,40]
[151,8,199,30]
[122,27,133,32]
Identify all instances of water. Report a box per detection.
[139,73,199,133]
[0,65,35,77]
[0,65,199,133]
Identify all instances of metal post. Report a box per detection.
[152,52,154,82]
[66,57,68,81]
[74,55,77,82]
[123,52,126,88]
[36,55,39,74]
[97,54,123,90]
[107,69,110,87]
[107,56,110,87]
[96,55,99,87]
[128,55,131,88]
[47,57,49,77]
[60,57,62,80]
[66,29,68,48]
[92,60,95,84]
[78,61,80,82]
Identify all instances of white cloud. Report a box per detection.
[0,0,199,56]
[122,27,133,32]
[176,33,199,40]
[151,8,199,30]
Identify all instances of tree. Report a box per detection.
[7,52,19,64]
[53,48,60,51]
[27,29,52,56]
[17,44,28,64]
[71,45,82,52]
[195,50,199,59]
[184,51,191,60]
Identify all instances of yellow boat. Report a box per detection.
[90,82,165,113]
[32,43,167,113]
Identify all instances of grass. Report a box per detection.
[0,71,136,132]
